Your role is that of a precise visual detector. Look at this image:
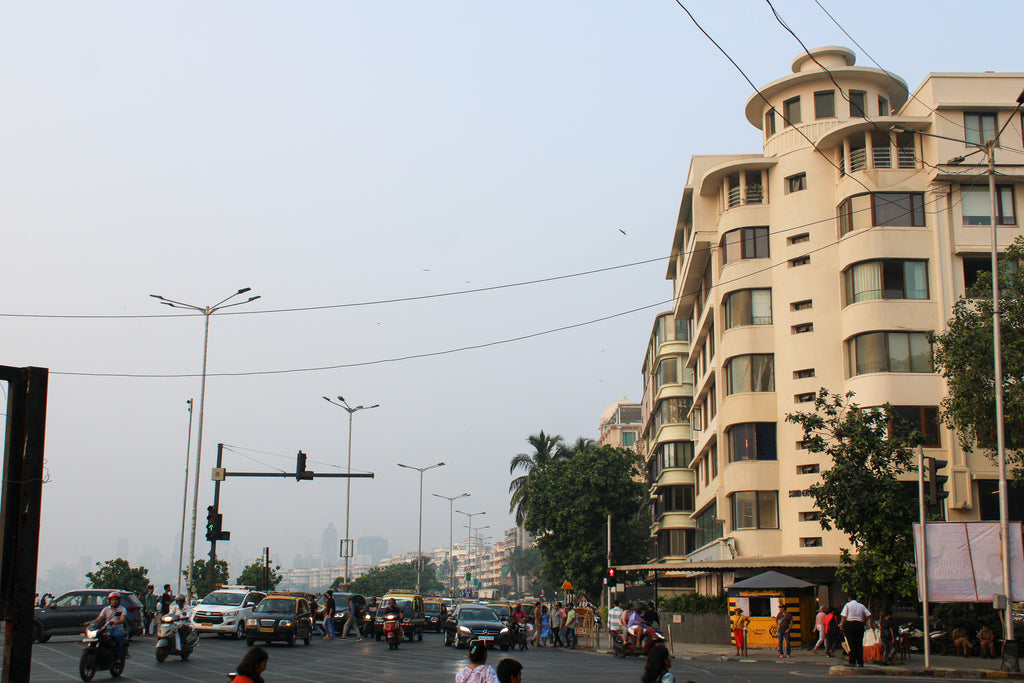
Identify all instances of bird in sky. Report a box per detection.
[618,229,627,236]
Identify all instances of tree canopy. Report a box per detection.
[236,559,283,592]
[929,235,1024,478]
[509,431,565,526]
[86,558,150,594]
[786,389,920,609]
[184,559,229,598]
[346,559,443,596]
[522,444,646,600]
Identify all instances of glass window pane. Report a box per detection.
[850,91,866,117]
[752,355,774,392]
[727,356,751,395]
[755,423,777,461]
[814,91,835,119]
[999,186,1016,224]
[904,261,928,299]
[962,187,990,225]
[751,289,772,324]
[854,332,887,375]
[758,492,779,528]
[734,491,756,529]
[727,290,751,329]
[883,260,905,298]
[753,228,769,257]
[722,230,742,263]
[730,424,755,461]
[888,332,911,372]
[909,333,933,373]
[851,261,883,302]
[875,193,912,226]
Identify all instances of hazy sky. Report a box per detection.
[4,1,1023,583]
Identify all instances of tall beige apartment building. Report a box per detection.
[638,47,1024,596]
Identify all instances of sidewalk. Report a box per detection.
[659,641,1024,678]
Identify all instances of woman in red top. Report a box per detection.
[233,647,268,683]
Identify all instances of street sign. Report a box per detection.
[561,580,573,590]
[211,467,226,481]
[339,539,353,559]
[465,572,471,581]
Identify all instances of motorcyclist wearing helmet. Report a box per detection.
[86,592,127,660]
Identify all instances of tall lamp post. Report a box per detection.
[397,461,445,593]
[177,398,194,595]
[150,287,261,597]
[456,510,485,593]
[433,492,469,597]
[324,396,379,588]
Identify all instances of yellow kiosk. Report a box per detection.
[727,571,817,649]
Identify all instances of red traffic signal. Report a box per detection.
[607,567,616,579]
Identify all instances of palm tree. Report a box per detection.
[557,436,596,457]
[508,431,564,526]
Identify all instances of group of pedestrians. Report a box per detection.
[140,584,178,635]
[316,590,366,641]
[530,601,581,648]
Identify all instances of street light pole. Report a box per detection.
[397,461,445,593]
[324,396,379,588]
[456,510,485,594]
[177,398,194,595]
[150,287,261,597]
[433,492,469,597]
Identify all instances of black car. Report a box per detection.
[329,592,367,634]
[443,604,510,649]
[34,589,144,642]
[424,599,445,632]
[244,594,314,647]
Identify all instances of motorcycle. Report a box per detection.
[897,622,947,655]
[78,621,127,681]
[611,622,665,658]
[383,612,403,650]
[155,614,199,662]
[510,621,531,651]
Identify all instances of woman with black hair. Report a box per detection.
[233,646,268,683]
[455,640,499,683]
[641,643,675,683]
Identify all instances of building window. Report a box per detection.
[765,109,776,136]
[788,233,809,245]
[843,259,929,306]
[724,289,772,329]
[873,192,926,227]
[800,537,823,547]
[878,96,890,116]
[727,422,777,461]
[849,90,866,117]
[659,441,694,469]
[784,96,801,126]
[722,227,769,263]
[725,354,774,395]
[794,368,815,379]
[786,173,807,193]
[656,357,678,389]
[660,484,695,513]
[963,256,997,292]
[838,196,855,235]
[798,464,820,475]
[789,256,810,267]
[792,323,813,334]
[965,112,998,146]
[791,299,812,311]
[658,529,696,558]
[622,431,637,447]
[814,90,835,119]
[846,331,933,376]
[799,511,821,521]
[890,406,941,448]
[731,491,779,529]
[795,392,815,403]
[961,185,1016,225]
[653,396,694,433]
[694,502,723,548]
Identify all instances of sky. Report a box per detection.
[3,0,1023,587]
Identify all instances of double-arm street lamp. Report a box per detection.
[151,287,261,596]
[456,510,485,592]
[397,461,445,593]
[324,396,379,588]
[432,492,469,597]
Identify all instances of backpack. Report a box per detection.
[827,615,840,637]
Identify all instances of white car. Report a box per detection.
[190,587,266,638]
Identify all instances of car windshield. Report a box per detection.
[255,599,295,613]
[202,592,245,606]
[425,602,441,613]
[461,608,498,621]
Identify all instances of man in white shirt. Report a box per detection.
[840,596,871,667]
[607,600,623,636]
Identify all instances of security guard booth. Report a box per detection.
[726,571,816,648]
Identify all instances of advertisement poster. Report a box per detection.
[913,522,1024,602]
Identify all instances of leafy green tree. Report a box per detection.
[509,431,565,525]
[522,444,646,599]
[558,437,596,458]
[236,559,283,592]
[346,560,443,596]
[929,235,1024,478]
[786,389,920,610]
[506,546,543,596]
[184,559,229,598]
[86,558,150,594]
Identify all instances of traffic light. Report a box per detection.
[295,451,313,481]
[205,506,222,541]
[607,567,616,580]
[927,457,949,506]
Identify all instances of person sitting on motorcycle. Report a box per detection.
[167,594,193,649]
[511,604,529,649]
[87,592,127,661]
[382,598,402,616]
[627,604,645,648]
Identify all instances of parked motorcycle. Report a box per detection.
[156,613,199,662]
[611,622,665,658]
[78,621,127,681]
[383,612,403,650]
[897,622,947,655]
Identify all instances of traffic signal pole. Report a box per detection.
[208,443,225,597]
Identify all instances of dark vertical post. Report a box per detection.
[264,547,270,591]
[208,443,224,597]
[0,366,48,683]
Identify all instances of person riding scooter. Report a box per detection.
[167,594,193,648]
[86,592,127,661]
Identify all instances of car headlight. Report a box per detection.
[459,625,471,633]
[500,627,509,634]
[162,615,174,623]
[279,620,292,628]
[223,615,236,624]
[245,619,257,627]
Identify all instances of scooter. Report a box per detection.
[897,622,947,656]
[78,621,128,681]
[383,612,403,650]
[155,614,199,662]
[611,622,665,658]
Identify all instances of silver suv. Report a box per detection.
[190,586,265,638]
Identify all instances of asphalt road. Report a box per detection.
[28,631,969,683]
